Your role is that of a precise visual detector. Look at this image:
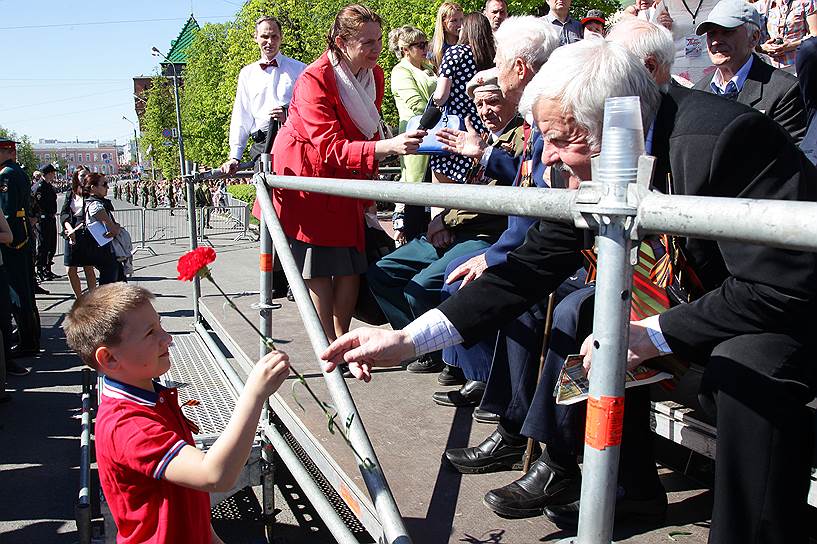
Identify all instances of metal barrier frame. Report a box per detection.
[252,163,817,544]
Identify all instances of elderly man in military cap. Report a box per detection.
[366,68,526,376]
[32,164,59,282]
[0,138,40,362]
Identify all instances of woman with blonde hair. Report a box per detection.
[431,2,464,68]
[388,25,437,242]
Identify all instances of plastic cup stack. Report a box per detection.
[596,96,645,189]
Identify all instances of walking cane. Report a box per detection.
[521,291,557,473]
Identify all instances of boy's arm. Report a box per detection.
[163,351,290,493]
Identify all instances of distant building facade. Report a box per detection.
[33,140,122,175]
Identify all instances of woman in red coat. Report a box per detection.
[271,4,425,341]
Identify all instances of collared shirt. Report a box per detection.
[544,12,584,45]
[95,376,211,544]
[710,54,754,96]
[228,52,306,160]
[761,0,816,67]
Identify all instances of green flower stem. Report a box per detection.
[201,270,375,470]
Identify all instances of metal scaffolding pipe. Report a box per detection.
[637,192,817,251]
[253,178,412,544]
[192,323,360,544]
[259,174,576,223]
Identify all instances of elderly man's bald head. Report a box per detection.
[607,18,675,88]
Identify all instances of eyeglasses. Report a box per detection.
[410,41,428,49]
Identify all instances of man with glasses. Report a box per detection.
[220,16,306,175]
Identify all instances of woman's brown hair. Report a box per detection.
[80,173,105,198]
[458,13,495,71]
[326,4,383,62]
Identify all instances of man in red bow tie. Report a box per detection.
[220,16,306,175]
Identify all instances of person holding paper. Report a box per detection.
[82,173,123,285]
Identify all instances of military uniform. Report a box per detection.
[140,183,148,208]
[32,166,58,280]
[0,148,41,353]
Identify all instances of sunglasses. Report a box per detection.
[410,41,428,49]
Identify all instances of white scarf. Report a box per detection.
[328,51,383,140]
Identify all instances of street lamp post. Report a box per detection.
[151,46,186,179]
[122,115,141,176]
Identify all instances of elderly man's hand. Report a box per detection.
[268,106,287,123]
[579,320,662,375]
[437,117,488,159]
[219,159,239,175]
[656,9,673,30]
[321,328,416,382]
[445,253,488,288]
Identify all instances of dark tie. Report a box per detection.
[260,59,278,70]
[712,80,739,100]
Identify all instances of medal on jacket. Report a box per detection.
[520,159,533,187]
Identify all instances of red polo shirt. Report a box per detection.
[95,376,211,544]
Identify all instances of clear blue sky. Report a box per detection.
[1,0,242,145]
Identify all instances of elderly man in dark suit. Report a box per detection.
[323,36,817,544]
[693,0,807,142]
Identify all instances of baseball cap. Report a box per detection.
[695,0,762,35]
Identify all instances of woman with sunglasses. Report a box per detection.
[81,173,124,285]
[388,26,437,243]
[60,167,97,297]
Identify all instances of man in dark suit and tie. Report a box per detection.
[693,0,807,142]
[323,37,817,544]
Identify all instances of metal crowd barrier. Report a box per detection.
[252,152,817,544]
[76,368,94,544]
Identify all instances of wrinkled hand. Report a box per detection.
[656,9,673,30]
[321,328,415,382]
[390,130,427,155]
[219,159,239,175]
[248,350,291,399]
[579,320,661,375]
[437,117,488,159]
[445,253,487,288]
[268,106,287,123]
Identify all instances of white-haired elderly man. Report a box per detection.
[323,36,817,543]
[607,17,676,90]
[692,0,807,142]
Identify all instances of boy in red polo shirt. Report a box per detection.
[64,284,290,544]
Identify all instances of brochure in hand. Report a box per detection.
[554,354,677,405]
[87,220,112,247]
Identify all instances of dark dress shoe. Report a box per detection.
[34,285,50,295]
[6,361,31,376]
[544,491,668,528]
[432,380,486,407]
[0,393,11,404]
[473,408,501,424]
[483,458,580,518]
[406,354,444,373]
[437,364,466,386]
[444,429,531,474]
[10,345,39,359]
[45,271,61,280]
[286,287,295,302]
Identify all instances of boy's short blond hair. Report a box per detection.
[64,284,156,370]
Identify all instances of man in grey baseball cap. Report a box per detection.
[693,0,807,141]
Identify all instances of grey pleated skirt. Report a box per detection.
[288,237,367,279]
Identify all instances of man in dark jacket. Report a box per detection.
[323,39,817,544]
[693,0,807,142]
[32,164,59,281]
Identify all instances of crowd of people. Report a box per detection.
[44,0,817,542]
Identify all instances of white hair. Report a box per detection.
[607,18,675,73]
[494,16,560,72]
[519,39,661,149]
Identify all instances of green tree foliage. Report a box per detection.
[0,126,37,178]
[175,0,621,166]
[140,75,181,179]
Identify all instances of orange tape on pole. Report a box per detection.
[260,253,273,272]
[585,395,625,451]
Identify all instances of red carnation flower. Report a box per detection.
[177,247,217,281]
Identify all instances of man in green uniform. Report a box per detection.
[32,164,59,281]
[140,181,148,208]
[0,138,40,359]
[167,179,175,216]
[148,181,157,208]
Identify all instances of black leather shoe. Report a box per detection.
[407,354,444,373]
[286,287,295,302]
[483,458,580,518]
[544,491,668,528]
[473,408,501,424]
[45,271,61,280]
[6,361,31,376]
[10,345,39,359]
[34,285,50,295]
[437,364,466,386]
[432,380,486,407]
[444,429,531,474]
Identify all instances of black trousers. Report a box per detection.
[2,245,40,350]
[36,215,57,272]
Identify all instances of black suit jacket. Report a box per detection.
[693,54,807,143]
[438,86,817,385]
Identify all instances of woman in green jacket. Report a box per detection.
[388,25,437,243]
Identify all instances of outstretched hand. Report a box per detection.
[445,253,488,288]
[437,117,487,159]
[320,328,416,382]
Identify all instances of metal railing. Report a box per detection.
[77,368,94,544]
[253,154,817,544]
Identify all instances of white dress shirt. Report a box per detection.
[228,52,306,160]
